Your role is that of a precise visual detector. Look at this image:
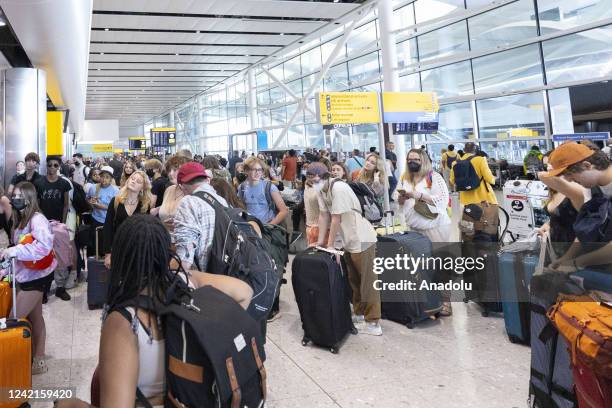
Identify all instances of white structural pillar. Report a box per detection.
[248,69,259,154]
[378,0,405,178]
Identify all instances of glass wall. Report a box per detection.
[154,0,612,162]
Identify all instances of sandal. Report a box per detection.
[440,302,453,317]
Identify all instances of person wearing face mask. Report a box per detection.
[103,170,152,269]
[71,153,90,186]
[233,163,248,190]
[396,149,454,315]
[0,182,56,374]
[157,155,190,237]
[144,158,168,209]
[86,166,119,256]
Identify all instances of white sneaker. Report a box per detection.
[352,314,365,324]
[359,321,383,336]
[32,356,48,375]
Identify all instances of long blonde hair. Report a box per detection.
[401,148,432,186]
[115,170,152,213]
[357,153,387,187]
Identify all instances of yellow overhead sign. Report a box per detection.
[382,92,439,113]
[318,92,380,125]
[92,144,113,153]
[151,127,176,132]
[510,128,538,137]
[46,111,64,155]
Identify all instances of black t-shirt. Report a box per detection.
[151,177,169,208]
[34,177,72,222]
[12,171,43,186]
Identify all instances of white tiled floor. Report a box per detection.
[33,253,531,408]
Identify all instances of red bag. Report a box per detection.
[18,234,54,270]
[573,358,612,408]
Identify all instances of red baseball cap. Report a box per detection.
[177,162,207,184]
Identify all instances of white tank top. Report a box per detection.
[126,308,165,400]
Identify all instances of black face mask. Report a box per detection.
[237,172,247,183]
[11,198,26,211]
[146,169,155,178]
[407,161,421,173]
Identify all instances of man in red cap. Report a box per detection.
[173,162,228,270]
[540,142,612,273]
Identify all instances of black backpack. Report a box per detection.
[453,155,485,192]
[112,283,267,408]
[573,187,612,243]
[71,182,92,215]
[193,191,280,321]
[333,180,383,224]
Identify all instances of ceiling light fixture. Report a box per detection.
[100,52,104,55]
[104,28,109,31]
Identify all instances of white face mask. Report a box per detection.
[312,181,325,193]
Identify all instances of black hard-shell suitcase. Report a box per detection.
[291,249,356,353]
[529,273,583,408]
[87,226,109,310]
[376,231,442,328]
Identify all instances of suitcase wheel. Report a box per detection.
[481,311,489,318]
[463,298,469,303]
[88,304,102,310]
[350,326,358,335]
[329,347,338,354]
[301,336,310,346]
[405,322,415,329]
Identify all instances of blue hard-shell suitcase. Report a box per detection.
[498,252,538,344]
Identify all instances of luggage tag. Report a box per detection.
[0,317,6,330]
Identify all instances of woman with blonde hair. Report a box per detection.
[396,148,453,315]
[352,152,386,197]
[103,170,152,269]
[156,155,191,235]
[119,161,136,187]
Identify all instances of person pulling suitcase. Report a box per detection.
[311,165,381,336]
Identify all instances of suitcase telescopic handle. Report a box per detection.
[9,257,17,319]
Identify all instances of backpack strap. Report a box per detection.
[264,180,277,215]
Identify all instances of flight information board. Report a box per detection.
[393,122,439,134]
[150,128,176,147]
[129,138,146,150]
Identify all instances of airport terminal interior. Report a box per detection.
[0,0,610,407]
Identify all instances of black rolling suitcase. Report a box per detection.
[87,226,109,310]
[376,231,442,328]
[291,248,356,353]
[460,206,510,316]
[529,273,582,408]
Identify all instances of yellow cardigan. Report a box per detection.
[450,154,498,205]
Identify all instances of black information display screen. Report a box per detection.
[150,129,176,147]
[129,139,146,150]
[393,122,439,134]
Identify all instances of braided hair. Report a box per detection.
[106,214,173,310]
